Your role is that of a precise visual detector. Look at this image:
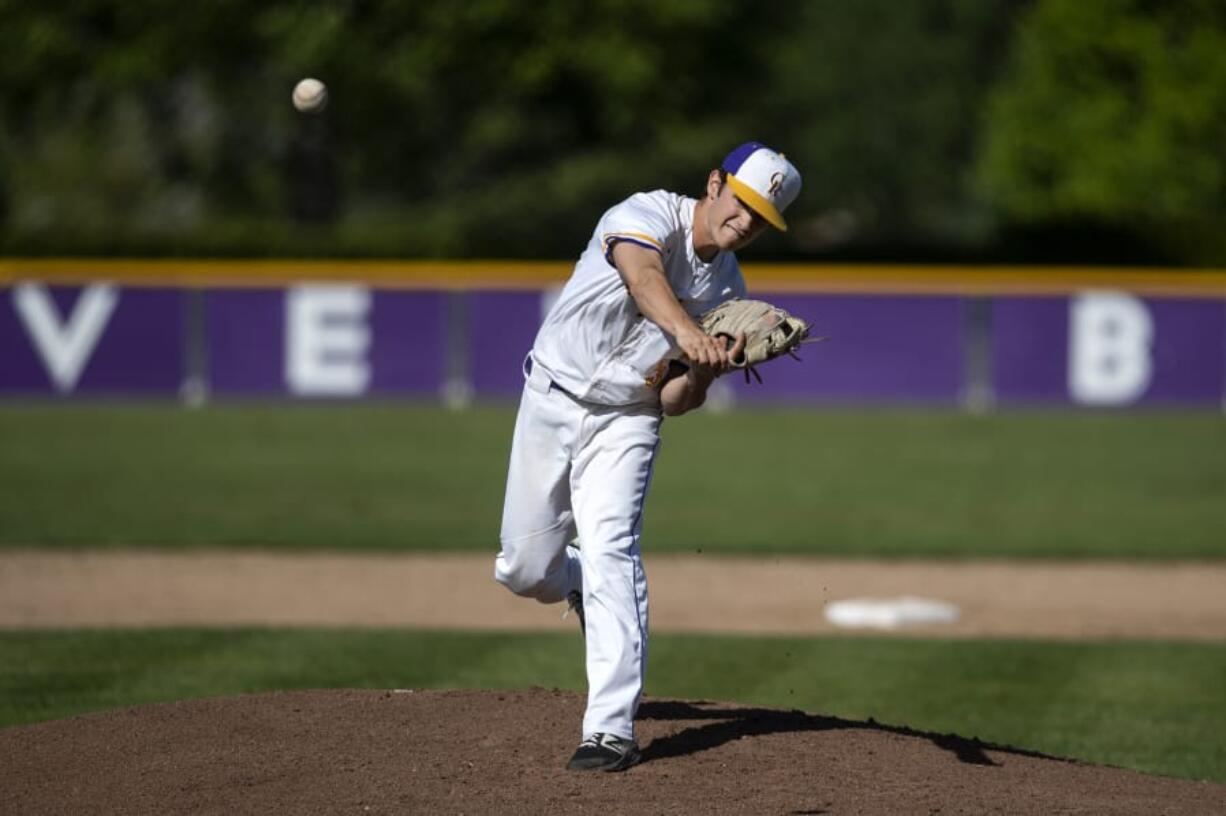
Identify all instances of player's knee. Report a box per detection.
[494,552,548,598]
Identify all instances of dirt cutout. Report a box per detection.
[4,551,1226,639]
[3,689,1222,815]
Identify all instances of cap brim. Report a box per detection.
[726,174,787,231]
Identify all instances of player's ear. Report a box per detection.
[706,169,723,200]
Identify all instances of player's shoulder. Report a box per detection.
[606,189,689,228]
[608,188,696,222]
[623,188,687,210]
[599,189,691,254]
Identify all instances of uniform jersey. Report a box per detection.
[530,189,747,406]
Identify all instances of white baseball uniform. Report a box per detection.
[495,189,745,741]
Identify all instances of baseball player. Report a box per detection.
[494,142,802,771]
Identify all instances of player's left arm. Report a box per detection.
[659,333,745,416]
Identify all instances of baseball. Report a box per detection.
[292,78,328,113]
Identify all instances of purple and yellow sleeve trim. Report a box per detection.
[602,231,664,265]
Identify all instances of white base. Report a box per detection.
[825,596,960,630]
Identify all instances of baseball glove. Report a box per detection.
[698,298,823,383]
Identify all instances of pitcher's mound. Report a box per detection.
[1,688,1220,814]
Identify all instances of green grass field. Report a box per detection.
[1,403,1224,557]
[2,402,1224,785]
[2,629,1222,783]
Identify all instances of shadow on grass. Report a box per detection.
[637,699,1065,769]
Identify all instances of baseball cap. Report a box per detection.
[720,142,802,231]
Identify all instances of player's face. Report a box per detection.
[706,175,770,252]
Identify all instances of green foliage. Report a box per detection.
[0,1,1015,257]
[2,629,1224,781]
[978,0,1226,231]
[9,2,1226,260]
[763,1,1012,248]
[1,403,1224,558]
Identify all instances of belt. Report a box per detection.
[524,354,578,399]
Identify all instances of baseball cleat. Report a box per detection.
[566,732,641,772]
[564,590,586,635]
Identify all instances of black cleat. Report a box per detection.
[566,732,641,772]
[564,589,586,635]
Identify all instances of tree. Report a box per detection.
[759,0,1017,253]
[976,0,1226,260]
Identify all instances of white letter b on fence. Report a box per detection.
[1068,291,1153,405]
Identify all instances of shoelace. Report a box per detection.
[579,733,625,750]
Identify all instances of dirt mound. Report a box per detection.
[1,689,1220,815]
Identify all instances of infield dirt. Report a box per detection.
[3,688,1224,815]
[4,553,1225,813]
[3,550,1225,639]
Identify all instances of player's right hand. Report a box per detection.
[676,322,731,372]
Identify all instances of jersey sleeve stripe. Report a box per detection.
[603,231,664,251]
[602,233,665,265]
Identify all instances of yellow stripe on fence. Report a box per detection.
[0,259,573,290]
[745,265,1226,296]
[4,258,1226,296]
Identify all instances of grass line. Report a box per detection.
[1,628,1223,782]
[1,403,1224,558]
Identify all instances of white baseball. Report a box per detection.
[292,78,328,113]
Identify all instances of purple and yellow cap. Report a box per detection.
[721,142,802,231]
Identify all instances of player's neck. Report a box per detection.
[691,198,719,263]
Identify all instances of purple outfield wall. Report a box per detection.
[728,294,964,403]
[206,287,445,396]
[0,284,183,395]
[992,294,1224,406]
[1,282,1223,407]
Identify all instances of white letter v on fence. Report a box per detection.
[12,283,120,392]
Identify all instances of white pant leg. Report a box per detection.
[571,406,661,740]
[495,383,583,604]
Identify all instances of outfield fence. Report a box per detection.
[2,260,1225,411]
